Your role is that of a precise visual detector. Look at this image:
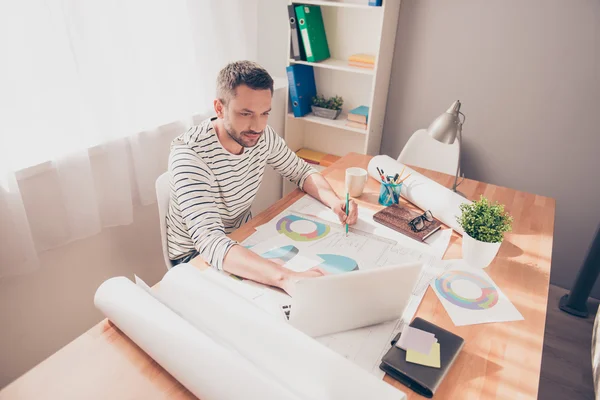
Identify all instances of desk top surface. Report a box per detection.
[0,153,555,400]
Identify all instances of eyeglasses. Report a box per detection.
[408,210,433,232]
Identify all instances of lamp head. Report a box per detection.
[427,100,462,144]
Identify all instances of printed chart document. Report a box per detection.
[431,260,524,326]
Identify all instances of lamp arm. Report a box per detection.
[452,112,466,192]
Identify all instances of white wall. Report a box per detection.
[257,0,288,79]
[382,0,600,297]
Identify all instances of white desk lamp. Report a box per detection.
[426,100,466,195]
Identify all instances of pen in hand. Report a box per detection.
[345,192,349,237]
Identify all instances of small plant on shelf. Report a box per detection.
[312,94,344,111]
[311,94,344,120]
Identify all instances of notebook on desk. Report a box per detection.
[380,318,464,398]
[373,204,442,242]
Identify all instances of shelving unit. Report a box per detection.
[288,58,375,75]
[283,0,401,195]
[292,0,384,10]
[287,112,368,134]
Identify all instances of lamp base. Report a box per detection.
[559,294,589,318]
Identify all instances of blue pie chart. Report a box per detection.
[317,254,359,274]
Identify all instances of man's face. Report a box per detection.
[219,84,272,148]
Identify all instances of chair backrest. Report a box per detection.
[155,172,174,270]
[397,129,459,176]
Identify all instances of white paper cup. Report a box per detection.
[345,167,368,197]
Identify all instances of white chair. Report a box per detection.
[155,172,174,270]
[397,129,459,176]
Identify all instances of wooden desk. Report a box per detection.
[0,153,555,400]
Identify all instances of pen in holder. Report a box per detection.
[379,182,402,207]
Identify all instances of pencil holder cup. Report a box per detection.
[378,182,402,207]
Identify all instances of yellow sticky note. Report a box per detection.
[406,342,441,368]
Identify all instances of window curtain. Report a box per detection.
[0,0,259,277]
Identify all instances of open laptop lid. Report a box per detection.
[290,262,424,337]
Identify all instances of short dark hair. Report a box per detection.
[216,61,274,104]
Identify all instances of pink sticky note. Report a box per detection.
[396,326,437,355]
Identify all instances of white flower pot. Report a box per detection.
[462,232,502,269]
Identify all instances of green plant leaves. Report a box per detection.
[311,94,344,111]
[456,196,513,243]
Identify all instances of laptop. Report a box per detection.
[283,262,424,337]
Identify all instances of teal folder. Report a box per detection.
[295,5,330,63]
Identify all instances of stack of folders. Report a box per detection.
[286,65,317,117]
[294,5,330,63]
[346,106,369,130]
[348,53,376,69]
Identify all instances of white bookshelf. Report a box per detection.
[287,112,368,134]
[293,0,384,10]
[288,58,375,75]
[283,0,401,195]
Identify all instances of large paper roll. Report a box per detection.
[368,155,471,234]
[159,265,405,400]
[94,277,299,400]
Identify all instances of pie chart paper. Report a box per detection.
[249,234,323,272]
[276,214,330,242]
[431,261,523,326]
[317,254,359,274]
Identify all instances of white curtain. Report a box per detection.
[0,0,259,277]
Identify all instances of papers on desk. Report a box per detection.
[240,195,453,378]
[94,194,452,398]
[431,260,524,326]
[95,266,405,400]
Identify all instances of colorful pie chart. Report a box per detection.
[434,271,499,310]
[276,214,330,242]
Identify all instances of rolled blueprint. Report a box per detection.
[159,265,405,400]
[94,277,300,400]
[368,155,471,234]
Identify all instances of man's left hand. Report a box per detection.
[331,198,358,226]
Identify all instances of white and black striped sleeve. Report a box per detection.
[265,127,317,190]
[169,150,237,270]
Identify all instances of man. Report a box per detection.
[166,61,357,295]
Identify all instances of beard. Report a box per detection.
[224,121,263,148]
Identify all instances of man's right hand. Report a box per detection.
[222,245,328,297]
[280,266,327,296]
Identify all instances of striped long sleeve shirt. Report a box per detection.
[166,117,316,270]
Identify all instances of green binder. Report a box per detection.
[295,5,330,63]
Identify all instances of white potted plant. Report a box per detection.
[457,196,513,268]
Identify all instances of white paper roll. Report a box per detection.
[368,155,471,234]
[94,277,300,400]
[159,265,405,400]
